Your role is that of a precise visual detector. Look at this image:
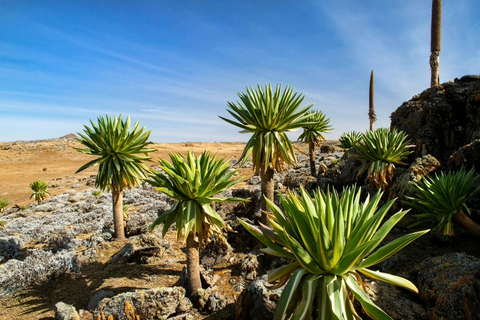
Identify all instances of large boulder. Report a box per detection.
[417,252,480,320]
[391,75,480,164]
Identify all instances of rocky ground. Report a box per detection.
[1,137,480,320]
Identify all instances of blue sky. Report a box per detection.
[1,1,479,142]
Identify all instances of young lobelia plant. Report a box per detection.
[338,131,363,151]
[405,167,480,237]
[0,198,9,213]
[239,186,429,320]
[29,180,50,204]
[355,128,412,190]
[298,110,332,177]
[146,151,247,299]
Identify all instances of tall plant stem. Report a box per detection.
[430,0,442,87]
[369,70,376,131]
[309,142,316,177]
[186,232,202,297]
[112,190,126,241]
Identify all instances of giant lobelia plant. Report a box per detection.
[298,110,332,177]
[355,128,412,190]
[146,151,247,299]
[239,186,429,320]
[220,84,312,222]
[405,167,480,237]
[75,115,155,240]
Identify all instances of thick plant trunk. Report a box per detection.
[454,210,480,238]
[309,142,316,177]
[430,0,442,87]
[112,190,126,240]
[260,163,275,224]
[186,232,202,298]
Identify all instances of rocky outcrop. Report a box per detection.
[417,252,480,320]
[365,280,427,320]
[391,75,480,164]
[388,154,441,200]
[236,277,282,320]
[448,139,480,170]
[92,287,192,320]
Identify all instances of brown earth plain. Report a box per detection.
[0,136,321,320]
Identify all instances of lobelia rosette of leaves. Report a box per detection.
[405,167,480,236]
[354,128,412,190]
[146,150,247,247]
[239,186,429,320]
[338,131,363,151]
[298,110,332,146]
[219,84,313,172]
[75,115,155,192]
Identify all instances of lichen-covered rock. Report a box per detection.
[93,287,192,320]
[391,75,480,164]
[236,277,283,320]
[0,236,24,262]
[241,253,259,280]
[448,139,480,170]
[87,289,114,310]
[114,233,169,264]
[125,202,168,237]
[417,252,480,320]
[247,176,261,185]
[389,154,441,200]
[365,280,427,320]
[0,249,79,296]
[55,302,80,320]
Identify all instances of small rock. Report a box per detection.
[241,253,259,280]
[55,302,80,320]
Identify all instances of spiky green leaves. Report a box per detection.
[405,167,480,236]
[29,180,50,203]
[239,186,428,320]
[146,151,247,247]
[75,115,155,192]
[0,198,8,213]
[338,131,362,150]
[220,84,312,173]
[298,110,332,146]
[355,128,412,190]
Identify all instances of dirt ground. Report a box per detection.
[0,136,321,320]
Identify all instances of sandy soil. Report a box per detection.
[0,139,253,207]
